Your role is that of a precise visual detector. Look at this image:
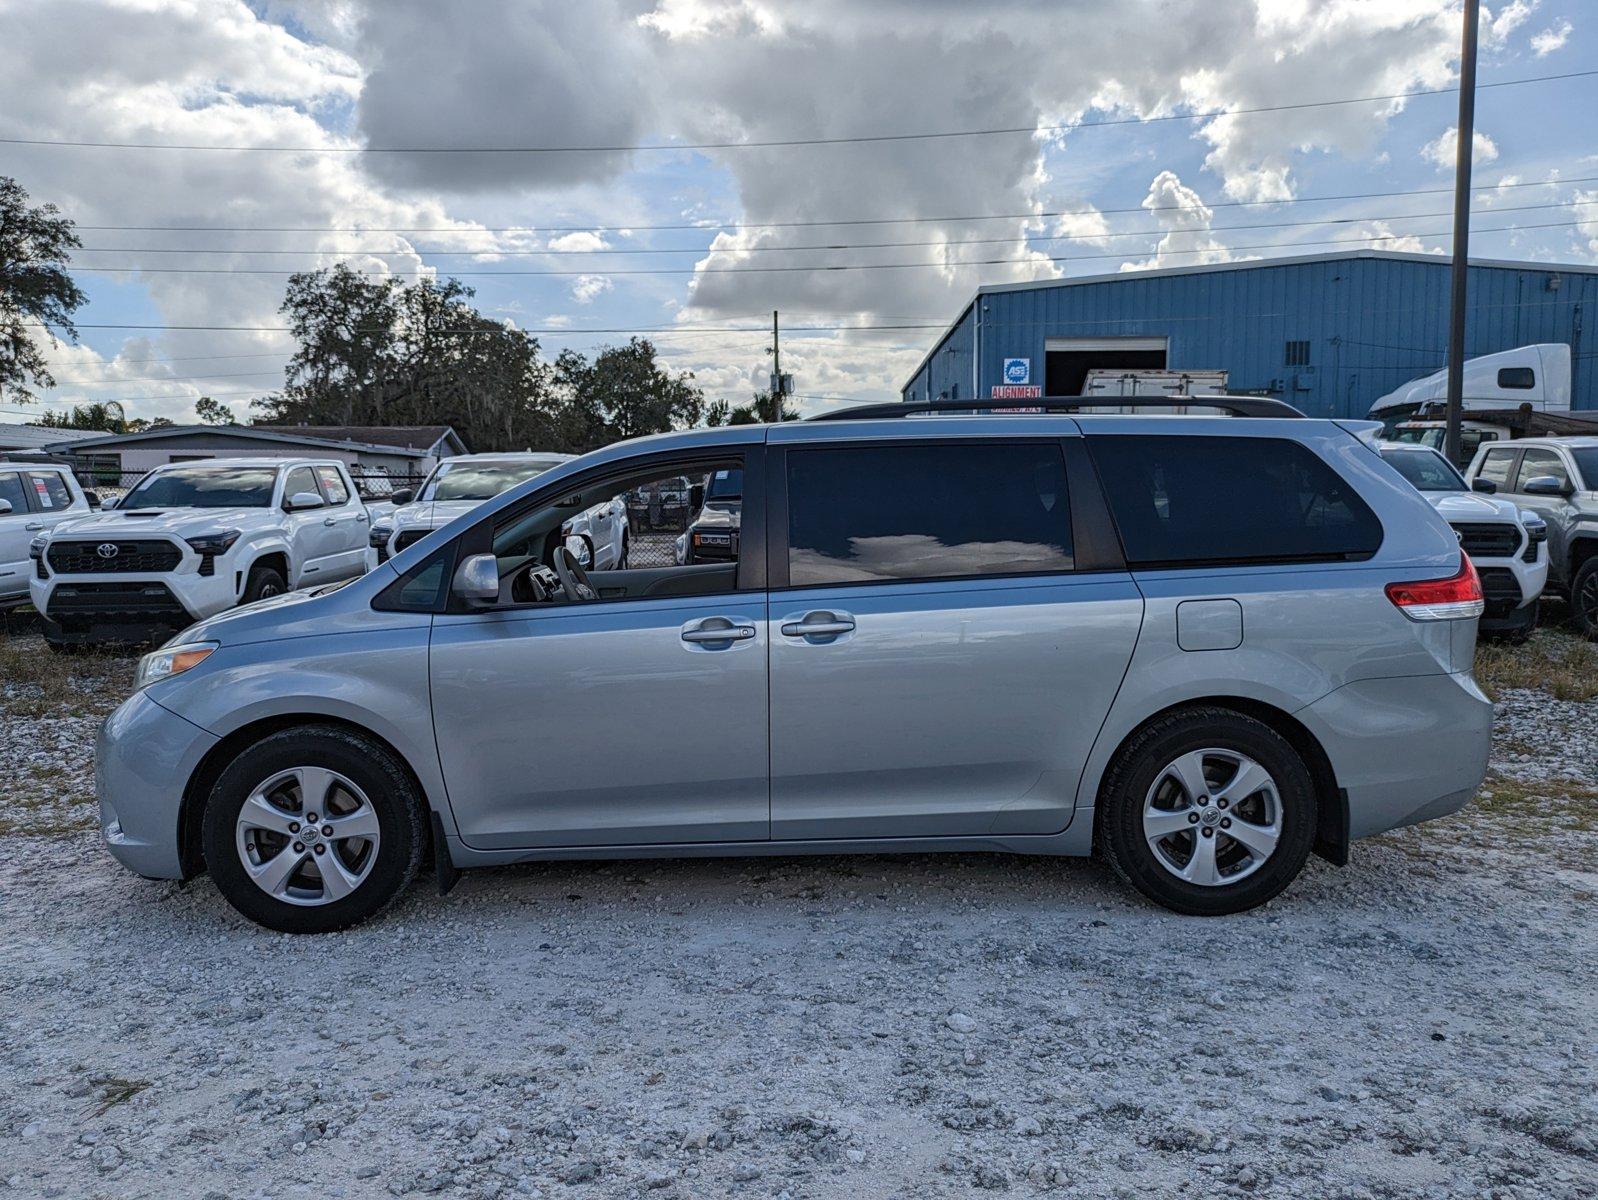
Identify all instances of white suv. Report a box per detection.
[30,458,375,648]
[0,461,97,609]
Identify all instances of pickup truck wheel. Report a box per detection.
[1572,556,1598,639]
[201,725,426,933]
[1098,708,1316,916]
[241,564,286,604]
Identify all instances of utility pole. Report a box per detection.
[1443,0,1480,464]
[768,309,783,422]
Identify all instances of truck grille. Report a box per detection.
[47,539,182,575]
[46,581,191,621]
[1450,523,1520,559]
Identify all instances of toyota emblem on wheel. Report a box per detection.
[96,543,119,559]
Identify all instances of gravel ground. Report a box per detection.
[1,630,1595,1200]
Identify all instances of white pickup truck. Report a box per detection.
[29,458,375,649]
[0,460,99,609]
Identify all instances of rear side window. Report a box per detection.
[27,471,73,510]
[785,442,1073,586]
[1497,367,1535,389]
[1477,448,1517,487]
[1087,435,1381,567]
[315,466,351,504]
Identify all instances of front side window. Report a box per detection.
[1089,435,1381,567]
[421,459,566,502]
[315,465,350,504]
[0,471,25,513]
[785,442,1073,587]
[1381,450,1466,492]
[26,471,73,509]
[1477,448,1517,487]
[284,467,322,506]
[1513,449,1570,491]
[121,466,277,509]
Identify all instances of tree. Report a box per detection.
[0,177,87,404]
[29,402,125,433]
[554,338,705,451]
[194,396,236,425]
[723,389,799,425]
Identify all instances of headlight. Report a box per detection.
[184,530,241,556]
[29,535,47,559]
[135,641,218,690]
[369,522,392,548]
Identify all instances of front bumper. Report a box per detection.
[32,570,237,642]
[96,690,219,879]
[1298,670,1493,840]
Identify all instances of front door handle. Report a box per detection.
[681,617,758,645]
[323,516,337,526]
[25,522,45,531]
[780,611,856,639]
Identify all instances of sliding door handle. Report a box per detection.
[780,611,856,640]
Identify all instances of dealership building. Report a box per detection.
[901,250,1598,418]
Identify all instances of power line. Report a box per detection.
[28,320,948,335]
[62,200,1595,259]
[70,174,1598,235]
[5,69,1592,154]
[51,219,1593,278]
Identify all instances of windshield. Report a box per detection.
[1381,449,1466,491]
[122,466,277,508]
[1570,448,1598,490]
[419,460,563,502]
[705,467,743,501]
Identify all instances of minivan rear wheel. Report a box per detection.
[1098,708,1316,916]
[201,725,426,933]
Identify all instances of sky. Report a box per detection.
[2,0,1595,427]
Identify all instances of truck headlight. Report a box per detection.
[184,530,242,556]
[369,522,392,548]
[135,641,218,690]
[29,535,47,559]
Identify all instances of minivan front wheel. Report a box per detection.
[202,725,426,933]
[1098,708,1316,916]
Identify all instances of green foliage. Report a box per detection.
[194,396,236,425]
[28,402,124,432]
[724,389,799,425]
[0,176,87,403]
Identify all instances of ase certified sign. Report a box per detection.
[1003,357,1031,385]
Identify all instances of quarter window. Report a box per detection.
[1088,435,1381,567]
[1513,449,1569,491]
[1477,448,1517,487]
[785,443,1073,586]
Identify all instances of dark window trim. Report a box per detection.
[768,435,1113,593]
[424,445,765,616]
[1083,433,1383,571]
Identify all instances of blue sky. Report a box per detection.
[2,0,1593,425]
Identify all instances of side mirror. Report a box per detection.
[284,491,323,511]
[1470,478,1497,494]
[0,499,12,515]
[391,488,414,506]
[452,553,500,606]
[101,494,119,510]
[83,490,102,508]
[1521,476,1567,497]
[690,483,706,511]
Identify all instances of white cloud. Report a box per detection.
[547,231,611,252]
[1574,189,1598,261]
[1531,21,1572,55]
[570,274,614,304]
[1486,1,1538,46]
[1421,127,1501,171]
[1119,171,1231,272]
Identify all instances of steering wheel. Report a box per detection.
[552,544,598,602]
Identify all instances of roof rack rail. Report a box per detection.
[808,396,1306,421]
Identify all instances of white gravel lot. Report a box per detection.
[1,632,1595,1200]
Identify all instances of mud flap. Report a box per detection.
[431,811,461,896]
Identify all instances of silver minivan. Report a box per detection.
[97,403,1493,932]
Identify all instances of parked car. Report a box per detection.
[96,401,1492,932]
[1377,444,1547,639]
[30,458,373,648]
[1465,436,1598,637]
[673,466,742,565]
[0,461,97,609]
[373,453,575,563]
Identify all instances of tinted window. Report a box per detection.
[0,472,25,514]
[1089,435,1381,567]
[1497,367,1535,389]
[122,467,277,509]
[315,465,351,504]
[27,471,73,509]
[1381,449,1465,492]
[1569,448,1598,490]
[706,467,742,500]
[786,443,1072,586]
[1514,449,1569,490]
[284,467,321,506]
[1477,448,1517,486]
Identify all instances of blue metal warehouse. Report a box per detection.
[901,250,1598,417]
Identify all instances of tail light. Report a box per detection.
[1385,553,1485,621]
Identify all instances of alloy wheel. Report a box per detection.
[234,765,381,906]
[1142,748,1282,887]
[1580,571,1598,630]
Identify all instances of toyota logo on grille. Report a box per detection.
[96,543,120,559]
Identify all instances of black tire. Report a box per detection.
[201,725,426,933]
[241,563,287,604]
[1097,707,1317,916]
[617,532,629,570]
[1571,556,1598,640]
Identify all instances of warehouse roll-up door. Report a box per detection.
[1046,336,1167,396]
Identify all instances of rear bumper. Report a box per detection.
[1298,670,1493,840]
[96,690,218,880]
